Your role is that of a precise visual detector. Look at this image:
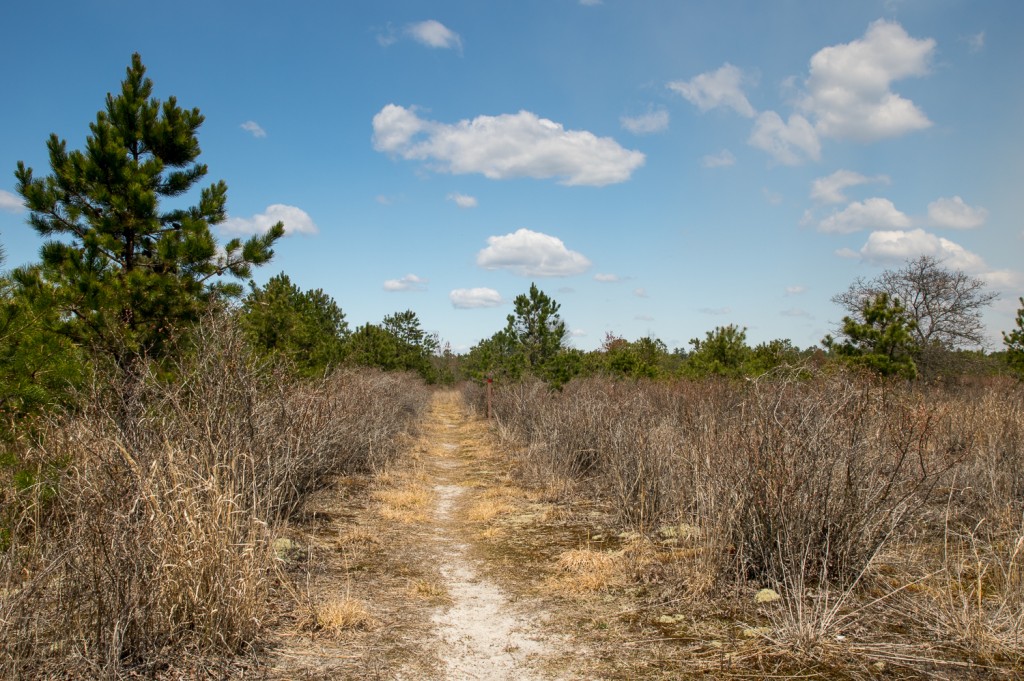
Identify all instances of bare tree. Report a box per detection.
[832,256,997,374]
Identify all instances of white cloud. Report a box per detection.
[927,196,988,230]
[221,204,318,235]
[372,104,645,186]
[635,314,654,321]
[818,198,910,234]
[406,20,462,51]
[748,112,820,165]
[699,306,732,315]
[594,273,621,282]
[633,287,649,298]
[785,285,807,296]
[450,288,503,309]
[702,149,736,168]
[384,274,428,292]
[811,169,889,203]
[668,63,756,118]
[0,189,24,213]
[240,121,266,138]
[763,188,783,205]
[854,228,986,272]
[981,270,1024,291]
[800,19,935,141]
[447,192,478,208]
[476,228,591,277]
[620,109,669,134]
[570,329,587,338]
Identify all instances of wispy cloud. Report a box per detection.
[620,109,669,135]
[447,192,478,208]
[373,105,644,186]
[965,31,985,53]
[0,189,24,213]
[633,287,649,298]
[701,150,735,168]
[810,170,890,204]
[699,306,732,315]
[240,121,266,138]
[594,273,621,283]
[221,204,317,235]
[785,285,807,296]
[668,63,756,118]
[384,274,428,292]
[476,228,591,277]
[450,287,503,309]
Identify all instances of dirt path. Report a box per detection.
[267,390,599,680]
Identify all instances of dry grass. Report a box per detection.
[309,596,375,635]
[373,483,433,523]
[0,314,429,677]
[478,371,1024,677]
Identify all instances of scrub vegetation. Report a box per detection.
[3,53,1024,679]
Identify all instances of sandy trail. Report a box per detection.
[268,389,584,680]
[402,391,566,680]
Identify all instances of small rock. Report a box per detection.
[754,588,782,604]
[656,615,678,625]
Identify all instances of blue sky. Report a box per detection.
[1,1,1021,352]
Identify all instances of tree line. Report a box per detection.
[3,53,1024,434]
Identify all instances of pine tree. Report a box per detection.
[1003,297,1024,376]
[824,293,918,379]
[14,54,282,368]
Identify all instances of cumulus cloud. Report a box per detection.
[748,111,820,165]
[854,228,986,272]
[447,192,478,208]
[406,19,462,51]
[620,109,669,134]
[668,63,756,118]
[927,196,988,230]
[818,198,910,234]
[384,274,428,292]
[702,150,736,168]
[476,228,591,277]
[240,121,266,138]
[785,285,807,296]
[0,189,24,213]
[800,19,935,141]
[221,204,318,235]
[594,273,621,282]
[811,169,890,203]
[450,288,503,309]
[372,104,645,186]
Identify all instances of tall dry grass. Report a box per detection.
[478,371,1024,673]
[0,315,429,678]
